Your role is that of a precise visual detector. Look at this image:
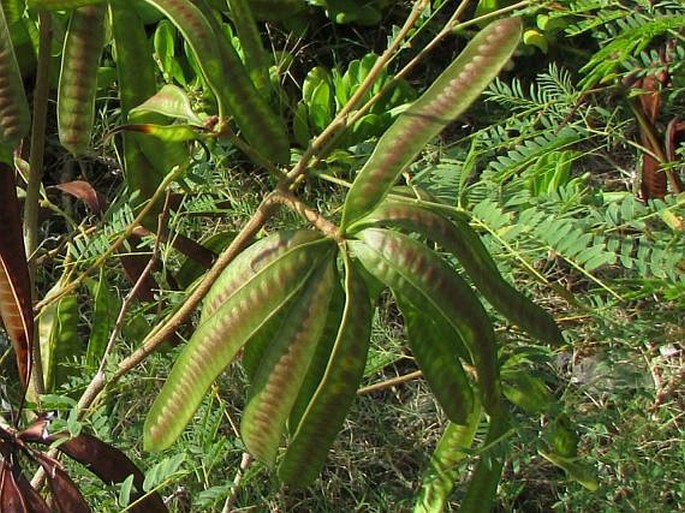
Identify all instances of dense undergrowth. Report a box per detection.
[1,0,683,511]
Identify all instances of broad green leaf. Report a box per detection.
[227,0,271,97]
[144,237,334,451]
[0,3,30,147]
[501,370,554,414]
[113,123,200,143]
[201,230,324,322]
[85,270,121,369]
[57,4,106,156]
[241,253,337,464]
[354,201,564,345]
[397,295,474,425]
[39,278,81,392]
[153,21,187,86]
[350,228,501,414]
[130,84,204,126]
[341,18,522,228]
[544,414,579,458]
[286,270,345,430]
[278,253,372,485]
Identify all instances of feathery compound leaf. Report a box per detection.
[0,5,30,147]
[278,253,372,486]
[144,237,334,451]
[341,18,522,228]
[357,202,564,345]
[241,254,337,465]
[396,295,474,425]
[350,228,501,414]
[414,403,482,513]
[57,4,106,156]
[0,164,33,388]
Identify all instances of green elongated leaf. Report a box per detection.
[140,0,223,104]
[111,0,187,219]
[57,3,106,156]
[241,294,295,381]
[85,270,121,368]
[538,451,598,491]
[0,163,33,387]
[501,369,554,414]
[39,280,80,392]
[144,237,335,451]
[459,414,509,513]
[27,0,104,8]
[278,254,372,486]
[143,0,289,163]
[286,273,345,430]
[354,202,564,345]
[0,3,30,147]
[341,18,522,229]
[350,228,501,414]
[201,230,323,322]
[397,295,474,425]
[414,403,482,513]
[130,84,203,126]
[153,20,187,86]
[227,0,271,97]
[110,1,156,116]
[241,254,337,464]
[113,123,200,143]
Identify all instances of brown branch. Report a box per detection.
[357,370,424,395]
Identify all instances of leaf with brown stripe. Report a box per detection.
[0,163,33,388]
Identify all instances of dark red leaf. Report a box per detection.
[51,180,108,214]
[11,465,51,513]
[0,163,34,389]
[637,75,662,124]
[58,434,168,513]
[32,451,90,513]
[19,418,168,512]
[640,150,667,200]
[1,458,30,513]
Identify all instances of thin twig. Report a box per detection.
[221,453,253,513]
[34,165,185,312]
[272,188,341,240]
[24,10,53,399]
[71,195,280,416]
[357,370,424,395]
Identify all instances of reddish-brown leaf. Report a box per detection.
[640,149,667,199]
[0,458,30,513]
[637,75,662,124]
[51,180,108,214]
[0,164,34,388]
[60,434,168,512]
[9,463,51,513]
[19,420,167,513]
[32,451,90,513]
